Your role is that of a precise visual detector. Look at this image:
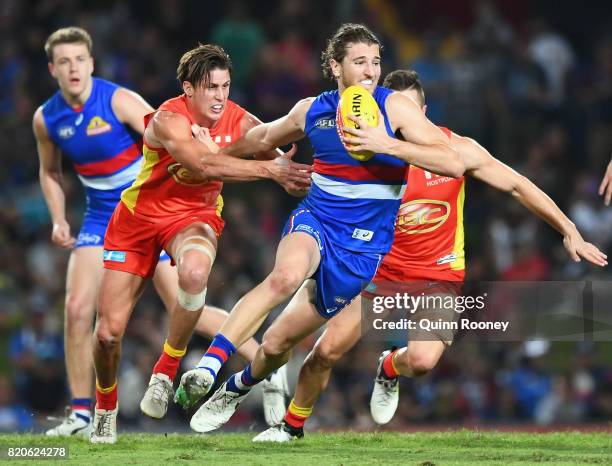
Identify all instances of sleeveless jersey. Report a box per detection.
[301,86,407,254]
[41,78,142,222]
[121,95,245,219]
[381,126,466,280]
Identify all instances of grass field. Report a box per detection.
[0,431,610,465]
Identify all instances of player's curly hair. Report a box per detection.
[44,27,92,62]
[321,23,383,81]
[177,44,233,88]
[383,69,426,106]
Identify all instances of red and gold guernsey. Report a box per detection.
[375,126,466,282]
[120,95,246,218]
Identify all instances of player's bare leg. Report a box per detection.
[254,296,363,442]
[176,232,320,409]
[370,301,449,425]
[190,280,326,433]
[145,254,265,421]
[46,247,102,437]
[151,259,259,360]
[91,269,146,443]
[219,232,321,347]
[142,223,216,418]
[392,340,446,376]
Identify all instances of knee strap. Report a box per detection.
[175,235,216,266]
[178,287,207,312]
[175,236,215,311]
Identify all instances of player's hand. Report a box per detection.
[341,112,394,154]
[598,158,612,206]
[51,220,76,249]
[563,232,607,267]
[266,148,312,194]
[191,124,220,153]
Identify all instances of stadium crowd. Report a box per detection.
[0,0,611,432]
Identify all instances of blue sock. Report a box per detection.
[71,398,91,413]
[226,363,264,395]
[197,333,237,381]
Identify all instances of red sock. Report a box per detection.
[283,399,312,429]
[153,352,183,381]
[153,341,186,381]
[284,410,307,429]
[382,351,399,378]
[95,383,118,411]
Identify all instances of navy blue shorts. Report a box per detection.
[282,208,382,318]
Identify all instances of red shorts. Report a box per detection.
[103,202,225,278]
[362,261,464,299]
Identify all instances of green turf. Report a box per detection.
[0,431,610,465]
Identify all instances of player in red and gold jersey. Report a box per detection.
[91,44,311,444]
[253,70,607,441]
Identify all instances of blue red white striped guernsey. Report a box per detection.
[302,86,407,254]
[41,78,143,223]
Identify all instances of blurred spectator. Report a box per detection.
[527,19,575,107]
[0,375,32,432]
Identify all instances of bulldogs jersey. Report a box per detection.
[301,86,408,254]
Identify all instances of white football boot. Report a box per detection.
[262,366,290,426]
[252,422,304,442]
[174,368,215,409]
[140,373,173,419]
[369,350,399,425]
[190,381,248,433]
[90,406,118,444]
[45,411,92,437]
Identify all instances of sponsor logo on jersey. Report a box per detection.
[77,232,102,246]
[167,162,208,186]
[423,170,454,186]
[75,113,84,126]
[352,228,374,242]
[437,253,457,265]
[334,296,348,305]
[325,307,338,314]
[315,117,336,129]
[103,250,126,262]
[86,116,112,136]
[294,224,323,250]
[58,125,75,139]
[396,199,450,234]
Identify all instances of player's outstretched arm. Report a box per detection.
[148,110,311,190]
[459,134,608,267]
[111,88,155,135]
[33,107,75,249]
[341,92,464,177]
[598,156,612,206]
[223,98,312,158]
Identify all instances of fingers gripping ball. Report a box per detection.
[336,85,379,162]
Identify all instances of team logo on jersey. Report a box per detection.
[58,125,75,139]
[86,116,112,136]
[167,162,208,186]
[315,117,336,129]
[396,199,450,234]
